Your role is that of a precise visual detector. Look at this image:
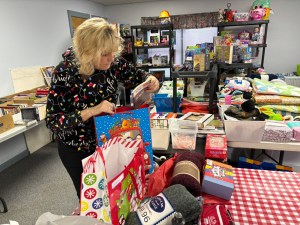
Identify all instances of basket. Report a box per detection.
[234,12,250,22]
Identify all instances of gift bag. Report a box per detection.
[94,106,154,172]
[80,137,146,225]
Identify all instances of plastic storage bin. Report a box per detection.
[234,12,250,22]
[153,93,181,112]
[169,119,197,150]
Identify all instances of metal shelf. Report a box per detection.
[217,19,269,80]
[136,65,170,69]
[218,20,269,27]
[133,45,171,49]
[131,24,173,30]
[218,62,253,69]
[131,24,174,79]
[171,64,218,113]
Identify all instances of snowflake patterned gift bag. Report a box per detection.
[80,136,146,225]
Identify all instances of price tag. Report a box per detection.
[137,193,175,224]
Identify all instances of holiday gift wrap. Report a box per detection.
[80,137,146,224]
[202,159,234,200]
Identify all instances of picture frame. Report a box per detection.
[149,68,170,82]
[67,10,90,37]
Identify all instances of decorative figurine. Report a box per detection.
[218,9,225,23]
[251,27,260,42]
[159,10,171,24]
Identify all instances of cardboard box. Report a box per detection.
[150,112,177,129]
[205,134,227,159]
[0,114,15,134]
[179,112,213,128]
[202,159,234,200]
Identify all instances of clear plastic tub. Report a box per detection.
[169,119,197,150]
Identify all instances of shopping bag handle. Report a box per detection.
[126,153,146,200]
[83,150,100,173]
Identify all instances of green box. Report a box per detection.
[297,64,300,76]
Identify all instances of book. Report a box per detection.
[215,45,233,64]
[179,112,214,128]
[40,66,54,86]
[131,79,153,109]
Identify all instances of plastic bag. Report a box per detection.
[146,154,178,197]
[35,212,110,225]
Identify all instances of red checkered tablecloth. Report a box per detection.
[227,168,300,225]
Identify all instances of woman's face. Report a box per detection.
[93,52,115,70]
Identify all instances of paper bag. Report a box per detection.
[94,107,154,172]
[81,137,146,225]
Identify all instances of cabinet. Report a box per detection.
[130,24,174,82]
[217,20,269,84]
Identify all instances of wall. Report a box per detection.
[104,0,300,74]
[0,0,105,98]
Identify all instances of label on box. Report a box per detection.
[205,159,233,184]
[150,113,177,129]
[137,193,175,224]
[205,134,227,158]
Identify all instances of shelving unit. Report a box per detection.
[130,24,174,81]
[217,20,269,84]
[121,35,133,62]
[171,64,218,114]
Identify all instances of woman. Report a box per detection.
[45,18,159,214]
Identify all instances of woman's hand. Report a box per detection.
[81,100,115,121]
[144,75,159,93]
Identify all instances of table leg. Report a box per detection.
[279,151,285,165]
[250,149,255,159]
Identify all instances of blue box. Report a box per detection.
[153,93,181,112]
[202,159,234,200]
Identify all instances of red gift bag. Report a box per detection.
[81,137,146,225]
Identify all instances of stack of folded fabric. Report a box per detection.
[252,78,300,120]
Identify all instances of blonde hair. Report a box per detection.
[73,17,123,75]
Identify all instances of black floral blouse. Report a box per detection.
[46,47,147,152]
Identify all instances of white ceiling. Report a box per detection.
[90,0,168,6]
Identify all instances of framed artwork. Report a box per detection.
[91,15,107,19]
[149,68,170,82]
[67,10,90,37]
